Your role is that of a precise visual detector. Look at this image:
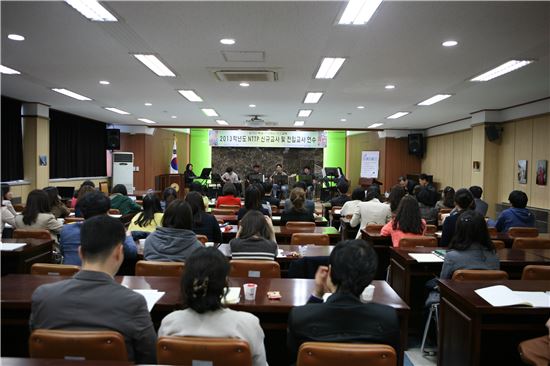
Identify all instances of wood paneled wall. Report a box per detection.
[383,137,422,191]
[346,132,385,192]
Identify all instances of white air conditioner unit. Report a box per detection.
[112,152,134,194]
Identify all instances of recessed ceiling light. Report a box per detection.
[298,109,312,117]
[368,123,383,128]
[51,88,91,101]
[303,92,324,104]
[216,120,229,125]
[7,34,25,41]
[171,115,177,119]
[470,60,534,82]
[138,118,156,124]
[418,94,453,106]
[133,54,176,77]
[315,57,346,79]
[144,102,152,106]
[178,89,203,102]
[385,84,395,89]
[104,107,130,115]
[357,105,365,109]
[99,80,110,85]
[239,82,250,87]
[0,65,21,75]
[64,0,117,21]
[338,0,383,25]
[386,112,410,119]
[294,121,305,126]
[201,108,219,117]
[442,40,458,47]
[340,118,347,122]
[220,38,236,45]
[249,104,256,108]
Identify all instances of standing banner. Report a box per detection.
[170,135,178,173]
[209,130,327,148]
[361,151,379,178]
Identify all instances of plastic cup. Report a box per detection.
[361,284,375,302]
[243,283,258,301]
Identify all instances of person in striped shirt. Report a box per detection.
[230,210,278,260]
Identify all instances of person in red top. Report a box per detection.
[216,183,241,207]
[381,195,426,247]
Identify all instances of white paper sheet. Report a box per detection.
[271,216,281,221]
[222,287,241,304]
[408,253,444,263]
[0,243,27,251]
[277,248,285,258]
[513,291,550,308]
[475,285,549,307]
[133,289,165,311]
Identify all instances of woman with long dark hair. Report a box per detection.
[15,190,62,240]
[2,183,17,216]
[184,163,197,185]
[216,182,241,208]
[280,188,314,224]
[43,186,70,218]
[230,210,277,260]
[436,186,455,210]
[237,186,269,220]
[185,191,222,243]
[387,184,406,214]
[380,195,426,247]
[129,193,163,236]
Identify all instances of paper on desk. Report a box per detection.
[0,243,27,251]
[513,291,550,308]
[222,287,241,304]
[271,216,281,221]
[409,253,444,263]
[133,289,165,311]
[277,248,285,258]
[475,285,550,307]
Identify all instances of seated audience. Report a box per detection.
[60,191,137,266]
[253,182,272,216]
[339,187,365,217]
[381,195,426,247]
[74,185,96,217]
[417,188,438,225]
[43,187,70,219]
[284,181,315,215]
[2,183,17,216]
[1,200,16,231]
[230,210,278,260]
[189,182,210,209]
[110,184,142,216]
[161,187,178,211]
[158,247,267,366]
[329,181,351,208]
[398,176,416,194]
[435,186,455,210]
[493,190,535,232]
[216,183,241,208]
[287,240,400,361]
[281,188,315,225]
[469,185,488,217]
[387,184,406,214]
[30,215,156,363]
[440,188,475,246]
[350,186,391,239]
[186,191,222,243]
[262,182,280,207]
[128,193,163,238]
[70,180,95,208]
[418,173,439,206]
[15,190,62,241]
[144,199,202,262]
[237,186,270,221]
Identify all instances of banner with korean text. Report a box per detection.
[209,130,327,148]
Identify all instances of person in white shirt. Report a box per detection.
[350,186,391,239]
[158,247,268,366]
[339,187,366,217]
[2,183,17,216]
[221,167,240,184]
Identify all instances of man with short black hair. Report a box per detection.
[270,163,289,199]
[494,190,535,232]
[350,185,391,238]
[287,240,400,362]
[469,185,488,217]
[440,188,475,246]
[30,216,157,363]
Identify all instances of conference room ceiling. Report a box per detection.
[1,1,549,130]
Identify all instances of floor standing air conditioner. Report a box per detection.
[112,152,134,194]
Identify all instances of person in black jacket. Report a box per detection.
[281,188,315,225]
[185,191,222,243]
[287,240,400,362]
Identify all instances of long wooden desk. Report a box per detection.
[438,279,550,366]
[1,275,409,366]
[221,225,340,244]
[1,238,54,275]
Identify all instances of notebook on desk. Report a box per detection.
[475,285,550,307]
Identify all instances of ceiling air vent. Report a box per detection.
[213,69,278,82]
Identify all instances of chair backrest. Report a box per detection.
[196,235,208,244]
[29,329,127,361]
[157,336,252,366]
[508,227,539,238]
[285,221,316,230]
[135,260,185,277]
[229,259,281,278]
[487,227,497,237]
[212,208,236,215]
[491,240,506,250]
[63,217,85,224]
[219,205,241,213]
[99,182,109,195]
[297,342,396,366]
[14,203,25,213]
[31,263,80,276]
[399,236,438,248]
[13,229,51,240]
[512,237,550,249]
[108,208,120,215]
[521,265,550,280]
[290,233,330,246]
[452,269,509,281]
[424,224,437,235]
[365,224,384,235]
[439,208,452,215]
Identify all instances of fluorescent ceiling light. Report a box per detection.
[8,34,25,41]
[201,108,219,117]
[216,120,229,125]
[303,92,324,104]
[133,54,176,77]
[338,0,383,25]
[386,112,409,119]
[171,116,177,119]
[65,0,117,21]
[442,40,458,47]
[340,118,347,122]
[144,102,152,106]
[470,60,533,82]
[99,80,110,85]
[357,105,365,109]
[418,94,452,106]
[220,38,235,45]
[51,88,91,101]
[315,57,346,79]
[298,109,312,117]
[138,118,156,124]
[249,104,256,108]
[104,107,130,115]
[178,89,203,102]
[368,123,383,128]
[294,121,305,126]
[0,65,21,75]
[385,84,395,89]
[239,82,250,87]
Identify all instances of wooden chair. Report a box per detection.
[157,336,252,366]
[297,342,396,366]
[13,229,51,240]
[518,335,550,366]
[219,205,241,213]
[29,329,127,361]
[99,182,109,195]
[512,238,550,249]
[487,227,497,237]
[439,208,452,215]
[365,224,384,235]
[31,263,80,276]
[212,208,236,215]
[229,259,281,278]
[424,224,437,235]
[399,236,438,248]
[13,203,25,213]
[108,208,120,215]
[63,217,85,224]
[452,269,509,281]
[285,221,316,230]
[135,260,185,277]
[290,233,330,246]
[508,227,539,238]
[492,240,506,249]
[521,265,550,280]
[196,235,208,245]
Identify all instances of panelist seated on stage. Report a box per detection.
[230,210,278,261]
[283,182,315,215]
[237,186,270,221]
[270,163,289,199]
[221,167,240,184]
[350,186,391,239]
[183,163,198,185]
[31,215,157,364]
[246,164,265,184]
[215,183,241,208]
[186,191,222,243]
[158,247,268,366]
[286,240,400,362]
[281,188,315,225]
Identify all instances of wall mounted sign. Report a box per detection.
[209,130,327,148]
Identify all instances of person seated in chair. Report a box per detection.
[270,163,289,199]
[492,190,535,233]
[281,188,315,225]
[350,185,391,239]
[109,184,142,216]
[284,181,315,215]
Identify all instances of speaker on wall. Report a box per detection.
[485,124,502,142]
[408,133,424,157]
[106,129,120,150]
